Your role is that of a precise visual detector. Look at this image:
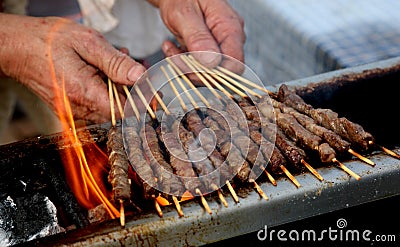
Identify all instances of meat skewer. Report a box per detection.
[107,78,131,226]
[182,58,301,188]
[160,114,212,214]
[163,64,240,203]
[222,102,301,188]
[130,84,188,216]
[180,57,270,189]
[140,122,187,217]
[256,98,361,180]
[276,84,386,163]
[192,67,360,181]
[185,110,239,204]
[238,98,324,181]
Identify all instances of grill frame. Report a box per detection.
[14,56,400,246]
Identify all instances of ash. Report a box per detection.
[0,193,65,246]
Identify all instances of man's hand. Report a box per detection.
[149,0,246,73]
[0,13,146,123]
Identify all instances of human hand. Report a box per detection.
[149,0,246,73]
[0,13,146,124]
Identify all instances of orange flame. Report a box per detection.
[46,20,118,218]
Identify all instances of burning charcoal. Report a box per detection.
[0,193,65,246]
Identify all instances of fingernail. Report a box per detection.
[196,52,221,68]
[128,65,145,82]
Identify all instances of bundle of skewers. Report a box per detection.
[105,52,400,226]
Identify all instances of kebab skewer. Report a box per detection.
[140,123,186,217]
[129,85,189,217]
[162,63,241,203]
[160,114,212,214]
[276,84,400,160]
[183,56,360,181]
[164,77,230,207]
[107,79,132,226]
[182,56,300,188]
[175,57,271,199]
[237,98,323,181]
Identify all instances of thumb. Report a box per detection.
[75,34,146,85]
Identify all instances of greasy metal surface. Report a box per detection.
[31,150,400,247]
[25,57,400,247]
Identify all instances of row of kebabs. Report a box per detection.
[105,82,381,218]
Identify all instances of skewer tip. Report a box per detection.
[264,169,277,186]
[301,159,324,181]
[226,180,240,203]
[119,199,125,227]
[375,143,400,160]
[333,158,361,181]
[249,179,269,201]
[212,184,228,208]
[348,149,375,167]
[196,188,212,215]
[154,199,163,218]
[172,196,184,217]
[280,165,301,188]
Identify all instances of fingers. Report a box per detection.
[159,0,222,67]
[162,40,184,57]
[159,0,245,73]
[73,30,146,86]
[198,0,246,73]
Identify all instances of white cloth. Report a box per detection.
[76,0,118,33]
[77,0,172,58]
[103,0,173,59]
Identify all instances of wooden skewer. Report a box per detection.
[216,65,274,96]
[108,78,116,126]
[146,78,171,115]
[188,67,304,188]
[187,55,258,99]
[164,64,200,110]
[134,86,157,120]
[164,63,241,207]
[264,170,277,186]
[172,195,184,217]
[368,141,400,160]
[112,82,124,119]
[154,72,218,214]
[166,57,211,108]
[122,85,140,120]
[196,188,212,215]
[185,55,235,100]
[160,65,188,111]
[333,158,361,181]
[108,79,126,225]
[210,68,262,99]
[280,165,301,188]
[378,145,400,159]
[203,72,320,185]
[212,184,228,208]
[121,85,165,219]
[301,159,324,181]
[180,55,222,100]
[154,199,163,218]
[249,179,268,201]
[347,148,375,166]
[226,180,239,203]
[119,199,125,227]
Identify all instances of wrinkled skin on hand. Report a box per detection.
[0,13,146,123]
[149,0,246,73]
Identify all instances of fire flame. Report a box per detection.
[47,20,119,219]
